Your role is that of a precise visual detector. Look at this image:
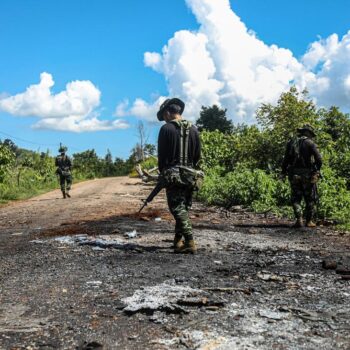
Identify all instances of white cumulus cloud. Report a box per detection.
[0,72,129,132]
[117,0,350,123]
[303,32,350,108]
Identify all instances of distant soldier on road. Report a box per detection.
[281,124,322,228]
[157,98,202,253]
[55,144,72,199]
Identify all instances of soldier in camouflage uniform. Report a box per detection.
[281,125,322,228]
[55,145,72,199]
[157,98,201,253]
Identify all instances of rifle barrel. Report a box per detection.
[138,180,164,213]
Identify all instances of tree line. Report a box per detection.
[196,87,350,229]
[0,138,156,202]
[2,86,350,230]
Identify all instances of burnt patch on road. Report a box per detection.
[1,179,350,349]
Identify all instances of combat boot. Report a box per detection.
[66,191,71,198]
[176,240,197,254]
[305,221,316,228]
[173,235,184,252]
[62,190,66,199]
[293,218,303,228]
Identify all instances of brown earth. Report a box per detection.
[0,177,349,349]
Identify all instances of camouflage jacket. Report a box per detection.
[282,136,322,175]
[55,155,72,173]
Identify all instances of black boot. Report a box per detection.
[66,191,71,198]
[62,190,66,199]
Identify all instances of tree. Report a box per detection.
[144,143,156,157]
[319,106,350,142]
[256,86,318,170]
[103,149,115,177]
[318,106,350,184]
[196,105,233,134]
[136,121,149,161]
[0,144,15,181]
[73,149,101,179]
[1,139,19,156]
[114,157,134,176]
[130,143,143,163]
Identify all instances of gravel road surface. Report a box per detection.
[0,177,349,349]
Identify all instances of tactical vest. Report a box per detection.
[162,120,204,190]
[56,155,71,176]
[289,136,308,168]
[170,120,192,166]
[288,136,316,180]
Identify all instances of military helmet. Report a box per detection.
[157,98,185,121]
[297,124,316,137]
[58,144,68,153]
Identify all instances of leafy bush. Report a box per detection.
[317,166,350,226]
[200,131,237,173]
[0,141,136,203]
[198,87,350,228]
[199,163,350,225]
[0,144,15,181]
[140,156,158,170]
[199,165,283,212]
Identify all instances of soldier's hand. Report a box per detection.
[310,172,320,184]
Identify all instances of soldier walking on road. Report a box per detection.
[157,98,202,254]
[55,144,72,199]
[281,125,322,228]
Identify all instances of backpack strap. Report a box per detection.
[183,125,190,166]
[291,136,307,168]
[298,137,307,168]
[170,120,192,166]
[179,123,184,165]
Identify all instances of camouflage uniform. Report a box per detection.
[166,182,194,242]
[55,146,72,198]
[282,125,322,226]
[157,98,201,252]
[289,169,317,223]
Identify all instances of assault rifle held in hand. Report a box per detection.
[138,179,165,213]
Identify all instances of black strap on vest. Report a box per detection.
[291,136,307,168]
[170,120,192,166]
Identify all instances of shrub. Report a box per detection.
[199,165,279,211]
[317,166,350,225]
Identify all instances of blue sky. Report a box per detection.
[0,0,349,159]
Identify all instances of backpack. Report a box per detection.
[162,120,204,190]
[289,136,307,168]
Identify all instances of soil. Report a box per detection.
[0,177,349,350]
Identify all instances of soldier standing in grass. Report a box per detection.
[281,124,322,228]
[55,144,72,199]
[157,98,202,253]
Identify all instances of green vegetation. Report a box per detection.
[2,87,350,230]
[0,141,57,203]
[197,87,350,230]
[0,141,136,203]
[196,105,233,134]
[71,149,134,180]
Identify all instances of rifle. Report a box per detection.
[139,179,165,213]
[312,183,319,204]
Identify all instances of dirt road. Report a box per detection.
[0,177,349,349]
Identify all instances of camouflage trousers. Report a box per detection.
[166,186,193,241]
[59,174,72,192]
[289,174,316,222]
